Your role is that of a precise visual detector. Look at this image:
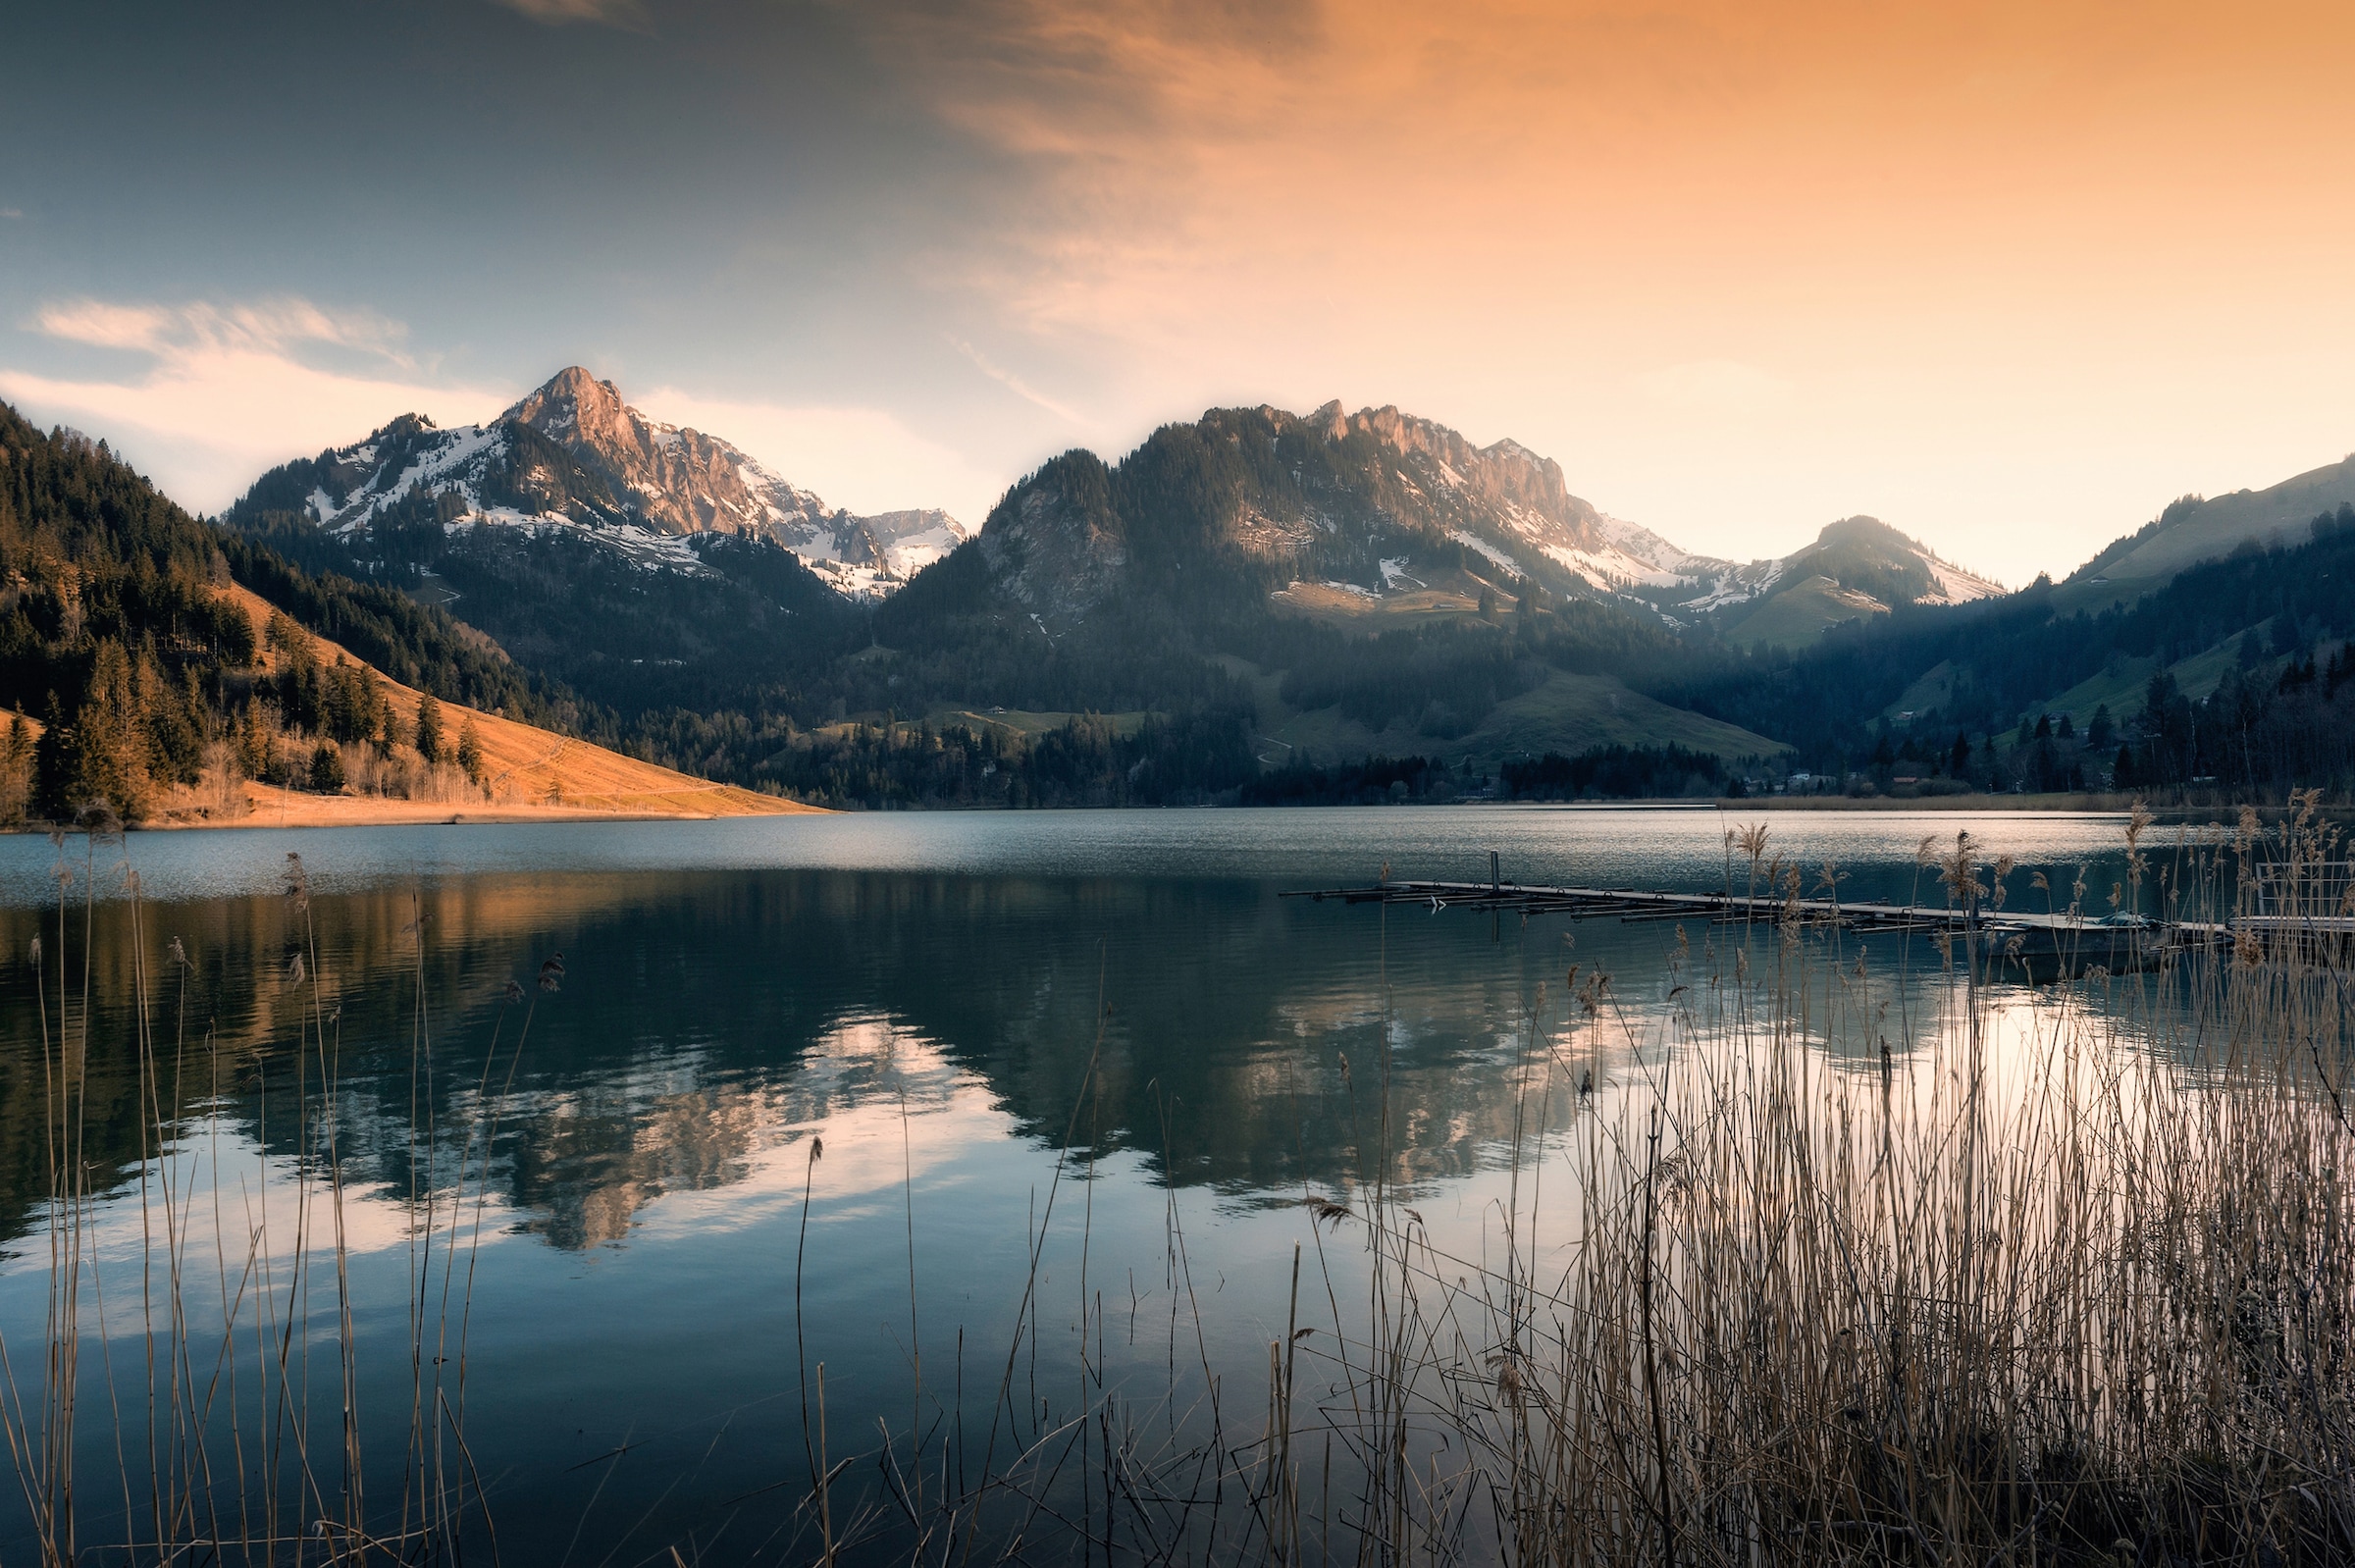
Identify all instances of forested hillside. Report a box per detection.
[1655,505,2355,795]
[0,404,580,821]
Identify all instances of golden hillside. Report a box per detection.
[148,586,822,828]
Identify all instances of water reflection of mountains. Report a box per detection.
[0,865,1992,1254]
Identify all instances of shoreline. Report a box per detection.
[18,779,826,833]
[7,790,2301,834]
[1674,792,2137,812]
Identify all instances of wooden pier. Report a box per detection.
[1283,855,2224,976]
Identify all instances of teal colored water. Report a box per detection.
[0,807,2143,1561]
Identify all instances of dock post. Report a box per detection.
[1491,850,1500,897]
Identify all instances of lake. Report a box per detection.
[0,806,2151,1563]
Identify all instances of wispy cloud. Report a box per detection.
[948,338,1091,429]
[33,295,413,364]
[0,294,502,511]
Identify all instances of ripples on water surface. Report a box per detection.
[0,807,2156,1560]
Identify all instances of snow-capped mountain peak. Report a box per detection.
[250,368,967,599]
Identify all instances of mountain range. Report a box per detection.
[9,366,2355,818]
[237,367,2003,639]
[211,370,2355,800]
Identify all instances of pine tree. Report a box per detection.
[308,740,345,794]
[45,639,152,821]
[236,701,274,783]
[0,713,32,825]
[134,640,203,786]
[415,694,444,763]
[456,714,486,785]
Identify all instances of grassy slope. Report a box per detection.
[1457,671,1784,761]
[1265,563,1522,630]
[2098,454,2355,585]
[161,586,820,826]
[2025,628,2306,731]
[1885,659,1962,721]
[1720,576,1889,648]
[928,707,1153,741]
[1225,655,1782,768]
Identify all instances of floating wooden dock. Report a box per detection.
[1283,855,2227,976]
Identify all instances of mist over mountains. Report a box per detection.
[7,368,2355,818]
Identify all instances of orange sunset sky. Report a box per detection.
[4,0,2353,580]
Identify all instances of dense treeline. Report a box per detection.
[751,706,1258,809]
[1499,744,1735,801]
[218,533,562,723]
[1238,754,1473,806]
[1656,507,2355,787]
[1277,627,1538,736]
[1231,742,1753,805]
[2111,649,2355,794]
[0,407,503,821]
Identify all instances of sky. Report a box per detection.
[3,0,2353,584]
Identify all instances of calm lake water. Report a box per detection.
[0,806,2148,1562]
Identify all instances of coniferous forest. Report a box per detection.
[0,407,526,823]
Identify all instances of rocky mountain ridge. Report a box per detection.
[230,370,2008,638]
[237,368,968,598]
[939,398,2002,645]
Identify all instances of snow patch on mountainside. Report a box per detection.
[1449,529,1524,576]
[1916,554,2005,604]
[1536,542,1671,590]
[1680,560,1788,612]
[452,509,718,576]
[1596,516,1733,581]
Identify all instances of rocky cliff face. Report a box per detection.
[1330,401,1728,597]
[502,367,829,540]
[1321,401,1595,536]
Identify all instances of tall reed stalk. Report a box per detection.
[0,837,536,1564]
